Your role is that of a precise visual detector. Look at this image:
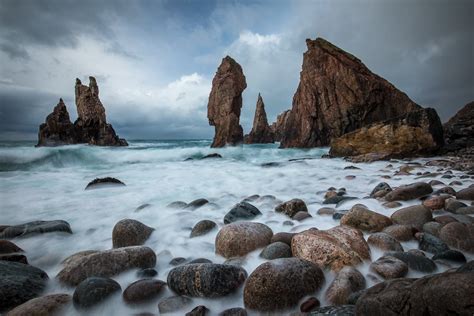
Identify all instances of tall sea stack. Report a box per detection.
[207,56,247,148]
[280,38,422,148]
[244,94,274,144]
[37,77,127,147]
[443,101,474,157]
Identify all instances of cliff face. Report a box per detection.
[37,99,76,146]
[280,38,421,148]
[37,77,127,147]
[329,108,444,161]
[244,94,274,144]
[443,101,474,157]
[207,56,247,147]
[270,110,291,142]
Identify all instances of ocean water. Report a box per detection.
[1,140,472,315]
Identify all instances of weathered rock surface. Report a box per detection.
[417,233,450,254]
[356,272,474,315]
[370,255,408,279]
[167,263,247,297]
[386,251,436,273]
[443,101,474,156]
[270,110,291,142]
[259,241,292,259]
[367,232,403,252]
[224,202,262,224]
[340,204,392,232]
[112,219,154,248]
[291,225,371,271]
[37,77,127,147]
[439,222,474,252]
[37,99,76,146]
[57,246,156,286]
[456,186,474,200]
[215,222,273,258]
[382,225,415,241]
[190,220,217,238]
[0,220,72,239]
[207,56,246,147]
[0,261,49,312]
[123,279,166,304]
[244,94,274,144]
[325,266,365,305]
[329,108,444,160]
[280,37,423,148]
[384,182,433,201]
[243,258,324,311]
[390,205,433,229]
[275,198,308,218]
[73,277,121,309]
[6,294,71,316]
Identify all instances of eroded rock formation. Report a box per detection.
[207,56,246,147]
[329,108,444,161]
[37,77,127,146]
[270,110,291,142]
[443,101,474,157]
[244,94,274,144]
[280,38,422,148]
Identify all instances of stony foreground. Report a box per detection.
[1,159,474,315]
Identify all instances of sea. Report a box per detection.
[1,140,472,315]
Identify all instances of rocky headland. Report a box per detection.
[37,77,127,147]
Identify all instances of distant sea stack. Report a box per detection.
[207,56,247,148]
[37,77,127,147]
[270,110,291,142]
[443,101,474,157]
[244,94,274,144]
[279,38,423,148]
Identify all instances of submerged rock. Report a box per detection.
[123,279,166,304]
[291,225,370,271]
[340,204,392,232]
[0,220,72,239]
[0,261,49,312]
[190,220,217,238]
[6,294,71,316]
[112,219,154,248]
[158,296,193,313]
[275,198,308,218]
[167,263,247,297]
[259,241,292,260]
[73,277,121,309]
[243,258,324,311]
[207,56,246,147]
[385,182,433,201]
[57,246,156,286]
[215,222,273,258]
[244,94,275,144]
[224,202,262,224]
[85,177,125,190]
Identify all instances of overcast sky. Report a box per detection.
[0,0,472,140]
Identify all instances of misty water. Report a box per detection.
[1,140,473,315]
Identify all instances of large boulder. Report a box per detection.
[325,266,365,305]
[244,94,275,144]
[456,187,474,200]
[443,101,474,156]
[224,202,262,224]
[57,246,156,286]
[0,261,49,312]
[73,277,121,309]
[291,226,371,271]
[6,294,71,316]
[37,99,76,146]
[0,220,72,239]
[280,37,423,148]
[384,182,433,201]
[340,204,392,232]
[329,108,444,160]
[356,272,474,315]
[243,258,325,311]
[207,56,246,147]
[215,222,273,258]
[122,279,167,304]
[439,222,474,253]
[112,219,154,248]
[167,263,247,297]
[390,205,433,229]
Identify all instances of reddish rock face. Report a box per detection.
[37,99,76,146]
[37,77,127,147]
[443,101,474,157]
[280,37,421,148]
[244,94,274,144]
[270,110,291,142]
[207,56,247,147]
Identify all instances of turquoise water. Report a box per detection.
[0,140,471,315]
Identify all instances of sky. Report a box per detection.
[0,0,472,140]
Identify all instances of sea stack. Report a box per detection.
[37,99,76,146]
[443,101,474,157]
[270,110,291,142]
[280,38,422,148]
[37,77,127,147]
[207,56,247,148]
[244,94,274,144]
